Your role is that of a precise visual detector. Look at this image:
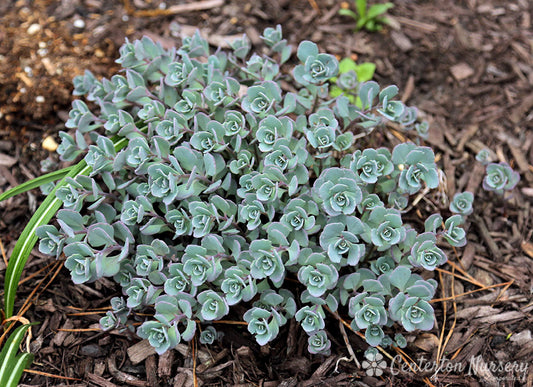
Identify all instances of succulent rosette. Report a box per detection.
[182,244,223,287]
[280,198,319,246]
[389,293,435,331]
[255,115,293,152]
[408,232,447,271]
[243,307,281,346]
[249,239,285,286]
[298,262,339,297]
[392,143,439,194]
[241,81,282,117]
[363,206,406,251]
[313,168,362,216]
[349,293,388,331]
[293,41,339,85]
[137,321,180,355]
[442,215,467,247]
[319,217,366,266]
[307,330,331,355]
[351,148,394,184]
[449,191,474,215]
[295,306,326,333]
[197,290,229,321]
[482,162,520,194]
[199,326,218,345]
[221,266,257,305]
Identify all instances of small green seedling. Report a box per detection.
[339,0,394,32]
[329,57,376,105]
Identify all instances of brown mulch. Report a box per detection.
[1,0,532,386]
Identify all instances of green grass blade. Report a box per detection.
[0,166,74,203]
[3,160,90,318]
[366,3,394,20]
[338,8,358,19]
[3,134,130,319]
[2,352,34,387]
[355,0,367,18]
[0,324,35,386]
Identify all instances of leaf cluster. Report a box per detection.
[339,0,394,32]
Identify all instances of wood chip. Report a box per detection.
[456,125,479,152]
[473,215,502,260]
[401,74,415,103]
[278,356,311,374]
[133,0,224,16]
[515,341,533,359]
[127,339,156,365]
[175,342,210,363]
[508,144,533,182]
[521,241,533,259]
[145,355,158,387]
[413,333,439,352]
[166,0,224,13]
[509,329,531,343]
[455,306,501,320]
[477,311,524,324]
[521,187,533,197]
[450,63,474,81]
[52,319,73,346]
[244,26,262,46]
[276,377,298,387]
[511,41,533,65]
[199,359,233,376]
[86,373,119,387]
[94,360,106,376]
[395,16,438,32]
[0,165,18,187]
[465,163,485,196]
[469,355,499,385]
[460,242,476,270]
[310,355,337,378]
[108,354,149,386]
[197,348,229,373]
[390,31,413,52]
[177,25,243,49]
[41,57,57,75]
[0,153,17,167]
[158,350,174,380]
[509,93,533,124]
[173,367,203,387]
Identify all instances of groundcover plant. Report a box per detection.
[2,25,518,358]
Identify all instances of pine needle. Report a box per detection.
[0,236,7,266]
[192,337,199,387]
[24,369,81,381]
[57,328,101,332]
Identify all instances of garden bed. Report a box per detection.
[1,0,532,386]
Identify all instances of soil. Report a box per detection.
[1,0,532,386]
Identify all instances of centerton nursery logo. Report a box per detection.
[358,351,529,383]
[386,355,529,383]
[361,348,387,376]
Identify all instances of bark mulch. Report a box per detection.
[1,0,532,386]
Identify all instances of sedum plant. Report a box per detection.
[482,162,520,195]
[8,26,486,356]
[475,149,520,196]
